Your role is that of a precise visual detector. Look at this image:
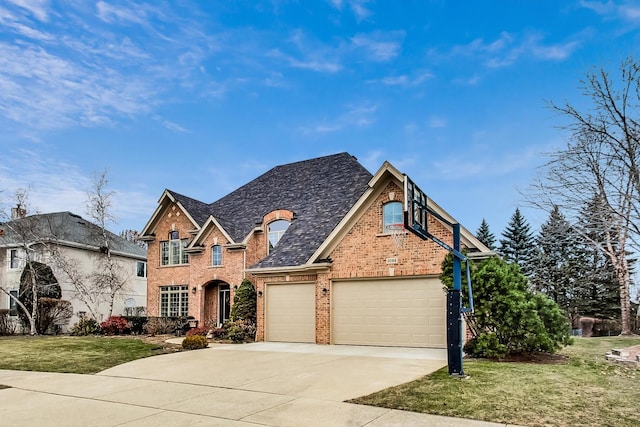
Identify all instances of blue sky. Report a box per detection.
[1,1,639,238]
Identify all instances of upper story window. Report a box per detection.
[383,202,403,233]
[9,249,19,269]
[268,220,290,253]
[212,245,222,266]
[160,231,189,266]
[136,261,147,278]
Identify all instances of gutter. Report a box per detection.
[246,262,333,275]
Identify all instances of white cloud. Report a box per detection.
[6,0,49,22]
[371,70,434,87]
[0,2,220,132]
[350,31,404,61]
[328,0,372,21]
[428,117,447,128]
[446,31,582,68]
[298,102,378,135]
[0,149,156,231]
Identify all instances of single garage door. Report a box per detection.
[265,283,315,343]
[332,277,446,348]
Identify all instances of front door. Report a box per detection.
[218,285,230,325]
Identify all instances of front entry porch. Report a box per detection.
[203,280,231,328]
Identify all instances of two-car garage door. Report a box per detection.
[332,278,446,348]
[264,278,446,348]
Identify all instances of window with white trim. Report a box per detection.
[268,220,290,253]
[383,202,403,233]
[212,245,222,266]
[159,285,188,317]
[136,261,147,277]
[160,232,189,266]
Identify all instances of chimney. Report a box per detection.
[11,204,26,220]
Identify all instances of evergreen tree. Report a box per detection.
[440,256,572,357]
[575,197,621,319]
[476,218,496,250]
[529,206,585,314]
[499,208,536,276]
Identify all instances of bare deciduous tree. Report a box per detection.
[86,171,128,318]
[0,190,54,335]
[531,57,640,335]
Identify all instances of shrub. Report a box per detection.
[182,335,209,350]
[210,327,226,340]
[0,309,17,335]
[442,256,572,358]
[70,317,102,336]
[37,298,73,335]
[144,317,183,336]
[100,316,131,335]
[186,326,209,337]
[123,316,148,335]
[225,319,256,343]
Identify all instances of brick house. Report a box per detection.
[140,152,490,348]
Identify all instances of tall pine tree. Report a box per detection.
[576,197,621,319]
[529,206,584,314]
[499,208,535,276]
[476,218,496,250]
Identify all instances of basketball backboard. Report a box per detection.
[403,175,429,240]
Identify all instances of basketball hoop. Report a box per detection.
[387,223,406,248]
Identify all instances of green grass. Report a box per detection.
[0,336,166,374]
[350,337,640,427]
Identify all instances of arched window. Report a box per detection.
[212,245,222,266]
[160,231,189,266]
[268,219,290,253]
[383,202,403,233]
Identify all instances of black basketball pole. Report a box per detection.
[447,223,465,376]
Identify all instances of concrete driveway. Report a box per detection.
[0,342,514,426]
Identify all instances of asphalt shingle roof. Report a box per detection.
[167,152,373,268]
[0,211,146,258]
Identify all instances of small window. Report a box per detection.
[136,261,147,278]
[9,290,18,316]
[383,202,403,233]
[268,220,290,253]
[9,249,19,269]
[212,245,222,266]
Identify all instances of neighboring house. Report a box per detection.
[0,210,147,331]
[140,152,491,348]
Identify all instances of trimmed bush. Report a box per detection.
[186,326,208,337]
[71,317,102,336]
[229,279,257,323]
[182,335,209,350]
[100,316,131,335]
[225,319,257,343]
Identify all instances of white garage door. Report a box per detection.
[265,283,315,343]
[332,278,446,348]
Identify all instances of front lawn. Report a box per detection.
[350,337,640,427]
[0,336,167,374]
